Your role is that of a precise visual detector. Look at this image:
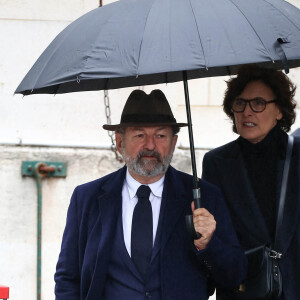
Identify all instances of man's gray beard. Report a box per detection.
[121,145,173,177]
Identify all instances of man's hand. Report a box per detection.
[191,202,216,250]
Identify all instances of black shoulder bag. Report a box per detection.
[237,135,294,299]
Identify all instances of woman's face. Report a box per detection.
[233,80,282,144]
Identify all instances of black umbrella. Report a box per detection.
[15,0,300,238]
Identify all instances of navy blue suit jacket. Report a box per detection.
[55,166,246,300]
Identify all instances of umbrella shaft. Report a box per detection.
[182,71,198,189]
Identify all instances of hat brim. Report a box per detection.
[103,122,188,131]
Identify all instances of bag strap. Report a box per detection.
[273,135,294,250]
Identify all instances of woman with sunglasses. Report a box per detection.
[202,64,300,300]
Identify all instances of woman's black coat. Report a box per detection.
[202,136,300,300]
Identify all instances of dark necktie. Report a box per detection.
[131,185,153,280]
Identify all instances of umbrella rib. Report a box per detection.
[136,0,156,77]
[263,0,300,32]
[228,0,274,62]
[30,9,100,92]
[82,3,128,81]
[187,0,208,68]
[30,35,73,91]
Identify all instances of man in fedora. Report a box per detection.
[54,89,246,300]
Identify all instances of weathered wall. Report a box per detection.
[0,0,300,299]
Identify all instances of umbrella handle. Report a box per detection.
[186,188,202,240]
[185,215,201,240]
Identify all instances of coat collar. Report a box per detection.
[95,165,188,256]
[87,165,190,298]
[214,144,271,246]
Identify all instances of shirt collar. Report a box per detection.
[126,169,165,199]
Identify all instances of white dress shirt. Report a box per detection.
[122,169,164,256]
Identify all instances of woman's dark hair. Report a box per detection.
[223,64,297,133]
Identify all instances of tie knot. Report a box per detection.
[136,185,151,199]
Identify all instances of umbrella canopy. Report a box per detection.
[15,0,300,239]
[15,0,300,95]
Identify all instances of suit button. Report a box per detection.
[145,291,152,298]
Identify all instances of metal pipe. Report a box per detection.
[177,144,213,151]
[22,161,67,300]
[36,176,42,300]
[0,140,214,151]
[0,140,112,149]
[30,163,46,300]
[0,139,215,151]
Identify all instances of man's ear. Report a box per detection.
[115,132,123,154]
[172,135,178,152]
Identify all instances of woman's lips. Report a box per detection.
[243,122,256,127]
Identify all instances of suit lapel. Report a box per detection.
[86,167,126,300]
[214,141,271,245]
[159,167,190,253]
[115,205,144,281]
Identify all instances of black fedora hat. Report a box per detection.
[103,89,188,131]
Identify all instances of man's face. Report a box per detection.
[116,126,177,180]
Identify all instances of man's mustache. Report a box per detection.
[137,150,162,162]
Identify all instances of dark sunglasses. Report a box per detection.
[231,97,277,113]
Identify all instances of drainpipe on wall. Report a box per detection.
[22,161,67,300]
